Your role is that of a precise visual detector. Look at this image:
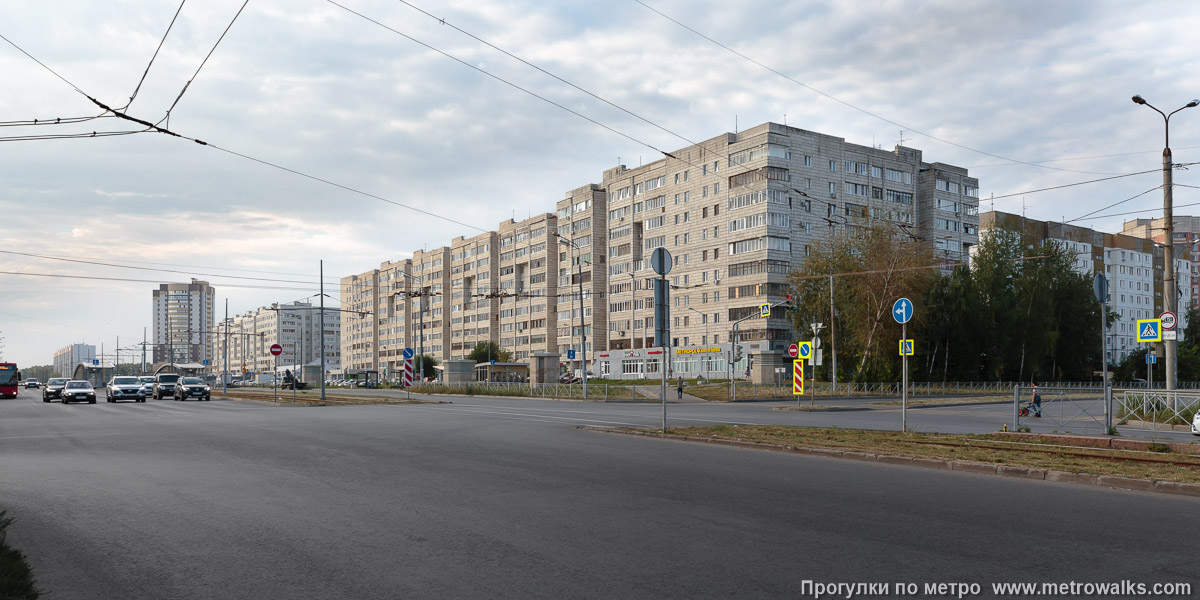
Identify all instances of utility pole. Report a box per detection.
[223,299,228,394]
[1131,95,1199,391]
[829,274,838,394]
[320,260,327,403]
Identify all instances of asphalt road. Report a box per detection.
[2,388,1198,599]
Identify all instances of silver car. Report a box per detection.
[1192,409,1200,436]
[106,376,146,403]
[61,380,97,404]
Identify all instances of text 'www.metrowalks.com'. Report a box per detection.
[798,580,1193,598]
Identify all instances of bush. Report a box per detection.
[0,511,40,600]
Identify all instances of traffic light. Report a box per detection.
[733,344,744,363]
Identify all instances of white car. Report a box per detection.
[1192,410,1200,436]
[139,376,156,397]
[106,376,146,403]
[61,380,97,404]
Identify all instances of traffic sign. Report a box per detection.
[202,359,210,366]
[899,339,914,356]
[760,303,771,318]
[1146,353,1157,364]
[650,247,673,276]
[811,336,821,349]
[270,343,283,356]
[567,349,576,360]
[814,349,823,366]
[1161,311,1177,330]
[1136,319,1162,343]
[1164,330,1178,341]
[402,347,415,359]
[892,298,913,324]
[92,359,99,366]
[792,360,804,395]
[797,342,812,360]
[787,343,798,358]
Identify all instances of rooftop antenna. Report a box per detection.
[783,113,787,127]
[897,130,910,147]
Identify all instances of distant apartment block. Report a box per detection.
[53,343,96,377]
[1122,216,1200,309]
[151,281,216,365]
[980,211,1192,364]
[214,301,341,378]
[341,121,982,379]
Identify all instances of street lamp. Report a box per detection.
[555,233,588,399]
[1131,94,1200,390]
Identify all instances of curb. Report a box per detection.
[587,428,1200,499]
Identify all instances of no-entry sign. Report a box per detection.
[787,343,799,358]
[270,343,283,356]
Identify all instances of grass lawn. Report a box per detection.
[635,425,1200,483]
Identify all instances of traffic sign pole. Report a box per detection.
[902,321,907,433]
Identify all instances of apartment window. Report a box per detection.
[804,156,812,167]
[829,160,836,172]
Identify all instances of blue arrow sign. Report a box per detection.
[567,349,576,360]
[892,298,913,324]
[402,347,414,360]
[1146,353,1157,364]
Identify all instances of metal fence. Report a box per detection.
[1114,390,1200,431]
[1012,384,1109,434]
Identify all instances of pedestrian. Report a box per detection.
[1032,382,1041,417]
[677,376,684,400]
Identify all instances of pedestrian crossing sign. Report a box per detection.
[899,339,914,356]
[1136,318,1162,343]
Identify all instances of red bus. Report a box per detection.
[0,363,19,398]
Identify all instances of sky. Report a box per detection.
[2,0,1200,367]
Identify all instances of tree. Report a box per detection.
[416,354,440,380]
[789,221,936,381]
[466,341,511,364]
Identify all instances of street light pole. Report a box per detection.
[556,234,587,398]
[1132,95,1199,391]
[688,306,709,378]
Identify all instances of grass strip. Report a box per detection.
[0,511,39,600]
[638,425,1200,483]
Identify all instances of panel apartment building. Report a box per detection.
[342,122,981,379]
[214,301,341,379]
[53,343,96,377]
[151,280,216,365]
[979,211,1192,364]
[1122,216,1200,309]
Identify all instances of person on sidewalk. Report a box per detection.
[1032,382,1042,417]
[677,377,684,400]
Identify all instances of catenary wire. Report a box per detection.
[2,252,344,281]
[325,1,680,163]
[0,129,149,143]
[0,250,328,285]
[633,0,1125,177]
[128,0,188,110]
[1065,185,1165,224]
[0,270,319,291]
[159,0,249,125]
[986,167,1169,202]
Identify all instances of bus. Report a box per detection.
[0,363,19,398]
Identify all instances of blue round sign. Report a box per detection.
[402,348,415,360]
[892,298,913,324]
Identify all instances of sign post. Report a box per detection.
[270,343,283,403]
[1095,274,1111,432]
[651,247,673,433]
[893,298,914,432]
[402,348,414,399]
[793,359,804,405]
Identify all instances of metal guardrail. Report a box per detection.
[1115,390,1200,431]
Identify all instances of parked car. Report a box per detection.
[24,378,40,389]
[152,373,181,399]
[61,380,96,404]
[106,376,146,403]
[173,377,211,401]
[1192,410,1200,436]
[42,378,70,402]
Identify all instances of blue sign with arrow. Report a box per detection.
[892,298,913,324]
[402,347,414,360]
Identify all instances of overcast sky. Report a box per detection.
[2,0,1199,368]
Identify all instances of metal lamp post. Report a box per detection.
[1131,94,1199,391]
[556,234,588,399]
